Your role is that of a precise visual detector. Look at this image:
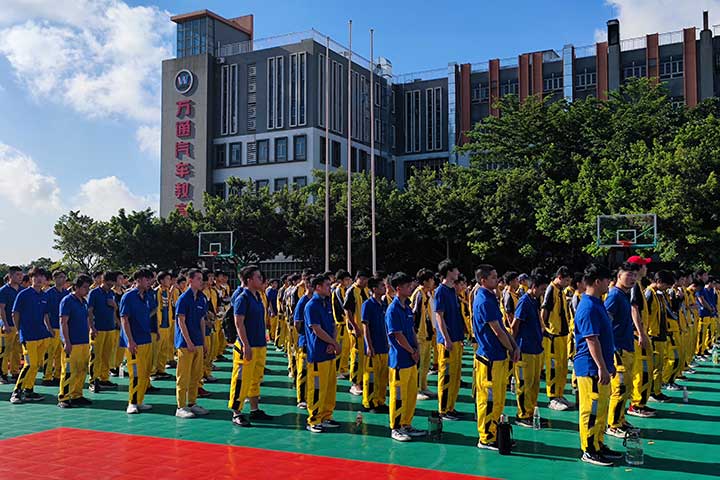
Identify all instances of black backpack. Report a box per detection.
[222,307,237,344]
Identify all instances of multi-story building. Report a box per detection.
[160,9,717,217]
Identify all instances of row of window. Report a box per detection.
[177,18,213,58]
[318,137,395,179]
[215,135,307,168]
[211,176,308,198]
[404,88,443,153]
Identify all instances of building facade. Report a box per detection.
[160,9,719,217]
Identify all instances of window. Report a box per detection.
[247,142,257,164]
[320,136,327,164]
[214,144,226,168]
[332,140,341,167]
[257,139,269,164]
[391,125,396,148]
[220,65,228,135]
[289,52,307,127]
[623,62,646,80]
[472,84,490,102]
[352,71,359,139]
[331,61,343,133]
[351,147,358,172]
[543,75,563,92]
[212,182,225,198]
[501,81,518,96]
[275,137,288,162]
[391,90,396,113]
[274,178,288,191]
[433,86,442,151]
[229,142,242,166]
[255,179,269,191]
[576,70,597,89]
[425,87,443,150]
[247,64,256,131]
[362,76,369,142]
[230,64,238,133]
[293,176,307,188]
[374,82,381,106]
[176,17,213,58]
[267,56,284,129]
[359,150,368,172]
[404,90,421,153]
[293,135,307,161]
[659,57,683,79]
[318,54,326,127]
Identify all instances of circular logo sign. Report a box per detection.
[174,69,194,94]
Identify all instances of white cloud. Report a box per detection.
[0,0,173,151]
[136,124,160,159]
[598,0,720,41]
[73,176,158,220]
[0,142,61,210]
[0,142,157,263]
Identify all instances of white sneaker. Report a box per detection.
[416,392,430,401]
[190,404,209,416]
[549,398,568,411]
[391,428,411,442]
[175,407,196,419]
[404,426,428,437]
[138,403,152,411]
[558,396,575,408]
[349,385,363,396]
[126,404,140,414]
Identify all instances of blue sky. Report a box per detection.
[0,0,716,264]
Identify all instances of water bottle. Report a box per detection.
[354,411,363,433]
[428,411,443,440]
[510,376,516,394]
[533,406,542,430]
[623,430,644,466]
[497,414,513,455]
[712,345,719,365]
[119,362,125,378]
[683,386,688,403]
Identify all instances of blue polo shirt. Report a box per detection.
[386,296,417,369]
[157,288,171,328]
[0,284,20,328]
[119,288,153,347]
[574,294,616,377]
[59,294,89,345]
[233,289,267,348]
[13,287,51,343]
[304,293,335,363]
[266,287,278,315]
[604,286,635,353]
[293,294,312,348]
[88,287,116,331]
[698,287,717,317]
[472,287,507,361]
[361,297,389,354]
[514,292,544,355]
[434,283,464,344]
[45,287,69,329]
[174,289,207,348]
[148,292,158,333]
[230,286,245,306]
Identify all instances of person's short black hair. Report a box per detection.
[269,278,279,286]
[368,276,384,290]
[416,268,434,283]
[28,267,49,280]
[582,263,612,284]
[157,271,171,282]
[355,269,371,279]
[92,271,103,279]
[323,271,333,278]
[74,274,92,289]
[311,275,329,289]
[654,270,675,285]
[187,269,203,281]
[694,270,707,277]
[457,273,467,284]
[22,274,29,283]
[103,271,119,283]
[618,262,640,275]
[555,266,571,279]
[302,268,313,278]
[571,272,584,289]
[474,264,496,282]
[177,275,187,284]
[333,269,349,280]
[503,271,519,283]
[530,273,550,288]
[438,259,457,278]
[133,269,154,280]
[280,274,289,283]
[52,270,67,278]
[241,265,261,283]
[390,272,413,289]
[7,266,22,275]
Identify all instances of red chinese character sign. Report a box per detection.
[175,141,192,159]
[175,182,191,200]
[175,162,192,178]
[176,100,193,117]
[176,120,192,138]
[175,203,188,217]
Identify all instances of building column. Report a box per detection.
[607,20,621,93]
[562,44,574,102]
[519,53,530,102]
[646,33,659,82]
[596,41,609,100]
[460,63,471,143]
[447,62,458,163]
[699,12,714,101]
[489,59,500,117]
[684,27,698,107]
[531,52,543,97]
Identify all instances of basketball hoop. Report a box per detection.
[209,251,219,257]
[616,240,633,249]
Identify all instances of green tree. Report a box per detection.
[53,211,108,272]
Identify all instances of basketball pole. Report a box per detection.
[346,20,353,274]
[324,36,330,273]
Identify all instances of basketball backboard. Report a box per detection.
[596,214,657,249]
[198,231,234,258]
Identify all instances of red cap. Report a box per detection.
[627,255,651,265]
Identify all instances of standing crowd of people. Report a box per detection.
[0,255,718,466]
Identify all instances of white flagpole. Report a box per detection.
[324,36,330,272]
[346,20,352,274]
[369,28,376,275]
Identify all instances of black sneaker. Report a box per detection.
[9,391,23,404]
[441,410,461,421]
[321,419,341,428]
[249,409,274,421]
[99,380,118,388]
[109,368,119,377]
[581,451,614,466]
[71,397,93,406]
[23,391,45,402]
[515,418,534,428]
[89,380,101,393]
[57,400,72,408]
[232,413,251,427]
[166,360,177,369]
[599,443,623,460]
[307,424,325,433]
[477,441,499,451]
[0,374,10,385]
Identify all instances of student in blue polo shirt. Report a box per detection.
[42,270,69,387]
[293,274,313,409]
[605,262,640,438]
[10,268,53,404]
[304,274,341,433]
[228,265,273,427]
[574,263,622,466]
[473,265,520,450]
[434,259,465,421]
[88,271,120,393]
[386,272,428,442]
[361,276,389,413]
[57,274,93,408]
[174,269,209,419]
[119,269,155,414]
[0,266,23,384]
[510,272,549,428]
